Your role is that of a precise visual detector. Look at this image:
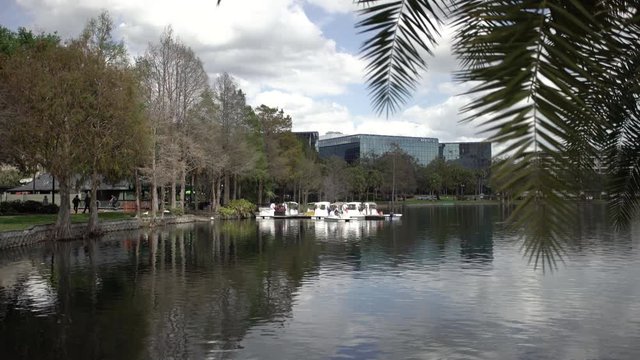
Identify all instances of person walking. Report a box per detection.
[72,195,80,214]
[109,194,117,209]
[83,191,91,214]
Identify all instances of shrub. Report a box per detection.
[169,207,184,216]
[40,204,59,214]
[218,207,236,219]
[0,200,59,215]
[226,199,256,218]
[19,200,43,213]
[0,201,13,215]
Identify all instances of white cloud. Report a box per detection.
[252,90,355,134]
[8,0,492,145]
[399,96,488,142]
[12,0,365,98]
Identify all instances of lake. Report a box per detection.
[1,205,639,359]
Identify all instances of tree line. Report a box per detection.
[0,12,501,239]
[0,13,319,237]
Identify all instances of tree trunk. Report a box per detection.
[191,173,197,211]
[211,178,217,213]
[55,175,72,239]
[215,177,223,212]
[223,173,230,205]
[179,166,186,211]
[151,157,158,220]
[171,179,177,209]
[135,168,141,218]
[293,181,297,205]
[232,174,237,201]
[87,170,100,235]
[258,178,263,206]
[160,185,166,218]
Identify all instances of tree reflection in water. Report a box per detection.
[4,206,631,359]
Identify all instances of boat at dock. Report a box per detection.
[256,202,306,219]
[255,201,400,221]
[334,201,402,220]
[325,202,351,222]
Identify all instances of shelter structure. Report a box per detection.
[2,173,142,211]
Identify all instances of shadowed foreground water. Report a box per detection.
[1,205,640,359]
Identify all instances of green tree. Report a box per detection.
[298,157,323,205]
[213,72,253,206]
[244,107,270,205]
[347,164,368,201]
[74,12,150,234]
[251,105,294,203]
[0,40,84,238]
[190,88,228,212]
[0,27,59,167]
[0,167,23,189]
[270,132,304,200]
[322,156,350,202]
[417,161,443,199]
[375,147,418,201]
[0,26,59,57]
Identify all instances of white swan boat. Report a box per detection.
[256,201,301,218]
[325,203,351,222]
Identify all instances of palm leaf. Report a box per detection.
[603,51,640,228]
[356,0,445,116]
[451,0,620,269]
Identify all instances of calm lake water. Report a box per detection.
[1,205,640,359]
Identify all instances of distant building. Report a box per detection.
[3,173,139,209]
[439,142,492,170]
[440,143,460,162]
[293,131,319,152]
[319,134,440,166]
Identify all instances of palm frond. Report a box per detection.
[356,0,445,116]
[603,52,640,228]
[451,0,621,268]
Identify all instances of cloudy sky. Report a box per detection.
[1,0,488,142]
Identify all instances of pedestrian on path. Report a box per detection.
[72,195,80,214]
[83,191,91,214]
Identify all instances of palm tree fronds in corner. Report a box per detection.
[357,0,640,268]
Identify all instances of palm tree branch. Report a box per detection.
[356,0,444,116]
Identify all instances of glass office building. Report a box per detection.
[438,142,492,170]
[440,143,460,162]
[293,131,319,152]
[319,134,440,166]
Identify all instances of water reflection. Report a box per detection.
[0,205,639,359]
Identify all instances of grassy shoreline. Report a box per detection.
[0,212,135,232]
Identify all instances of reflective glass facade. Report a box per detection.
[441,143,460,162]
[293,131,319,152]
[439,142,492,170]
[319,134,440,165]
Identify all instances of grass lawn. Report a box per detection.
[0,212,135,232]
